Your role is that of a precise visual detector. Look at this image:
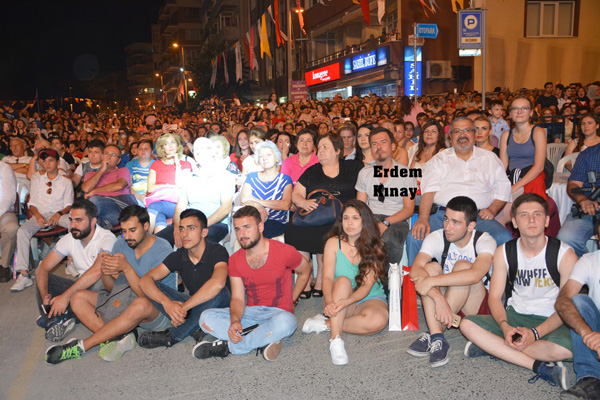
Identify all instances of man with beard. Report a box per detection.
[405,117,513,266]
[35,199,117,342]
[356,127,416,265]
[45,205,175,364]
[195,206,311,361]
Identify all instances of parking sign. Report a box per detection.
[458,10,484,49]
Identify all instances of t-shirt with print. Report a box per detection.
[126,158,154,195]
[503,238,572,317]
[111,236,176,289]
[565,250,600,310]
[162,241,230,296]
[228,239,303,313]
[419,229,496,279]
[54,226,118,275]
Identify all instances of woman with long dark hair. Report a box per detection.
[302,199,388,366]
[563,114,600,171]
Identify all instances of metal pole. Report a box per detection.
[481,9,486,111]
[287,0,292,102]
[413,23,417,105]
[181,46,188,110]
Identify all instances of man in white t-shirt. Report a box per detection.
[556,222,600,398]
[461,193,577,390]
[407,196,496,368]
[36,199,117,343]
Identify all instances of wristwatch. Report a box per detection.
[382,219,390,227]
[57,211,63,216]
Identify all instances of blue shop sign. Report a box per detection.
[403,46,422,97]
[344,46,390,74]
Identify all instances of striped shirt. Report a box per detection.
[245,172,292,223]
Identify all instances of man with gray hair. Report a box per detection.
[157,138,235,246]
[405,116,513,265]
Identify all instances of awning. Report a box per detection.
[336,68,387,89]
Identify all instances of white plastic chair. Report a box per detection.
[556,152,580,173]
[547,143,567,170]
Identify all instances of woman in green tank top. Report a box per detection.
[302,199,388,366]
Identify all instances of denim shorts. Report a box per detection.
[358,294,388,306]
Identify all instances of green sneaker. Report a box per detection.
[45,339,83,365]
[98,332,137,362]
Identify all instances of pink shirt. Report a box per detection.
[84,167,131,196]
[280,153,319,186]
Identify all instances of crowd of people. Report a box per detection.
[0,79,599,399]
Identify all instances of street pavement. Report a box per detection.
[0,265,572,400]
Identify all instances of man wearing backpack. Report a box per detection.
[555,221,600,399]
[407,196,497,368]
[461,193,577,390]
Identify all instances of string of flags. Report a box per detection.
[207,0,467,89]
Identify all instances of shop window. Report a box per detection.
[525,1,578,37]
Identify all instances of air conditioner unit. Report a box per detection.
[426,60,452,79]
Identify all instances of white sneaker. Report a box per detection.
[302,314,330,334]
[10,274,33,292]
[65,262,79,277]
[329,335,348,365]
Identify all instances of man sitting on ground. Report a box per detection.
[407,196,496,368]
[196,206,311,361]
[555,221,600,399]
[460,193,577,390]
[45,205,175,364]
[36,199,117,342]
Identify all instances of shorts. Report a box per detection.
[464,306,573,358]
[139,311,172,331]
[358,294,388,306]
[458,289,490,319]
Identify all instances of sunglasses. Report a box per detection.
[46,181,52,195]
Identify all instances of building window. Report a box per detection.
[185,29,203,41]
[384,10,398,34]
[525,1,577,37]
[220,12,238,28]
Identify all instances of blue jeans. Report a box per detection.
[199,306,297,355]
[148,201,177,228]
[405,207,513,265]
[570,295,600,381]
[150,282,231,342]
[88,196,121,228]
[557,214,594,258]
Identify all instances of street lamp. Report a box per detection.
[155,73,164,105]
[172,42,188,109]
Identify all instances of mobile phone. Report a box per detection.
[240,324,259,336]
[451,313,462,328]
[41,304,52,314]
[512,333,522,343]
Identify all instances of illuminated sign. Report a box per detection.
[344,46,390,74]
[403,46,422,97]
[305,63,340,86]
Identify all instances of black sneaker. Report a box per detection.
[530,361,567,390]
[0,267,11,283]
[406,332,431,357]
[429,338,450,368]
[192,339,230,359]
[138,330,179,349]
[191,329,206,343]
[560,377,600,399]
[45,339,83,365]
[463,341,489,358]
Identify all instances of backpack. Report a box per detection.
[503,236,561,306]
[439,230,489,285]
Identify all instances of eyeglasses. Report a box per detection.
[450,128,476,135]
[510,106,531,113]
[46,181,52,195]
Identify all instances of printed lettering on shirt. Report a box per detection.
[514,268,556,288]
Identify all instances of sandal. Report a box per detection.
[312,288,323,297]
[299,290,312,299]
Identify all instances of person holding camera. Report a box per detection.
[557,117,600,257]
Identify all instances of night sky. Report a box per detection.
[1,0,163,101]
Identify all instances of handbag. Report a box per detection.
[388,263,402,331]
[292,189,343,227]
[401,265,419,331]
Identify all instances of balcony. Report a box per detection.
[306,33,402,70]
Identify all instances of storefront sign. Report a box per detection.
[290,81,308,102]
[403,46,422,97]
[344,46,390,74]
[305,63,340,86]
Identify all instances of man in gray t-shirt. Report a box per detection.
[356,127,417,264]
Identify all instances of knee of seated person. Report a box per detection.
[452,260,473,272]
[128,296,152,313]
[1,219,18,235]
[334,275,352,287]
[368,312,388,334]
[423,261,442,276]
[271,311,297,332]
[458,318,476,336]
